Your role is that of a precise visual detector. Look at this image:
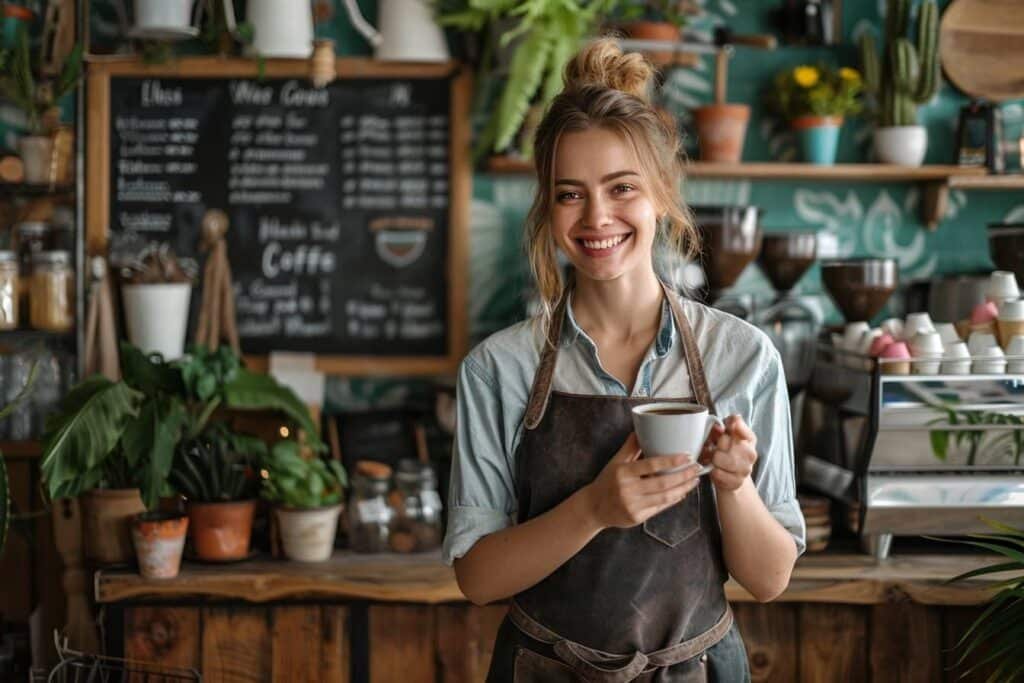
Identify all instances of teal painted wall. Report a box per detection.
[77,1,1024,409]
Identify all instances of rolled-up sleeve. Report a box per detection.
[749,347,806,556]
[441,356,518,565]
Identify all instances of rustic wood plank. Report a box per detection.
[799,604,867,683]
[732,603,798,683]
[272,606,323,682]
[124,607,199,682]
[95,552,1006,606]
[321,606,350,683]
[202,607,271,683]
[436,604,480,683]
[869,602,942,682]
[477,605,509,678]
[368,605,435,683]
[942,606,1000,683]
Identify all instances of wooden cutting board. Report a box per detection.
[940,0,1024,101]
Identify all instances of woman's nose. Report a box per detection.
[583,194,612,229]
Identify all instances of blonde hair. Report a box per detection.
[525,37,699,332]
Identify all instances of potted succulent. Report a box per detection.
[116,243,196,362]
[262,441,347,563]
[168,437,260,562]
[858,0,938,166]
[41,343,323,565]
[766,63,863,165]
[435,0,617,159]
[0,25,81,184]
[611,0,692,67]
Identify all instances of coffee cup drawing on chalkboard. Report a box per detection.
[371,217,432,268]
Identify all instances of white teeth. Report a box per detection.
[581,234,627,250]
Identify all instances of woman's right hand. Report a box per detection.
[581,432,702,531]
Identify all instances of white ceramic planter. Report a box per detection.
[873,125,927,166]
[247,0,313,58]
[276,504,342,562]
[18,135,53,184]
[121,283,191,361]
[134,0,195,31]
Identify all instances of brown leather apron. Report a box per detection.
[486,284,750,682]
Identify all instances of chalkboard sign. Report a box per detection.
[86,59,470,375]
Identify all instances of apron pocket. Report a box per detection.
[513,647,577,682]
[643,486,701,548]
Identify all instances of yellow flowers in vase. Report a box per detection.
[767,64,863,165]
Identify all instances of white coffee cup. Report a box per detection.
[973,345,1007,375]
[903,312,935,341]
[880,318,905,341]
[934,322,961,346]
[632,402,722,475]
[1005,335,1024,374]
[941,341,971,375]
[987,271,1020,304]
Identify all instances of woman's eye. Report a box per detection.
[556,191,581,202]
[612,183,636,195]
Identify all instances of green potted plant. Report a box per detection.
[612,0,691,67]
[261,441,347,563]
[41,343,322,565]
[766,63,863,165]
[858,0,938,166]
[0,25,81,183]
[435,0,617,159]
[944,519,1024,680]
[168,436,261,562]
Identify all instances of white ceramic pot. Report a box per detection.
[134,0,196,31]
[874,125,927,166]
[276,504,342,562]
[247,0,313,58]
[121,283,191,361]
[17,135,53,184]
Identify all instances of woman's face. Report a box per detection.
[550,127,661,284]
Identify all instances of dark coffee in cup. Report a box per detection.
[647,407,702,416]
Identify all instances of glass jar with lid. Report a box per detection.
[0,251,17,330]
[346,460,394,553]
[387,460,443,553]
[15,222,51,273]
[30,251,74,332]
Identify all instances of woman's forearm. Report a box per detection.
[716,477,798,602]
[454,487,603,605]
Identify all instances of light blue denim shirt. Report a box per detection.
[442,293,806,565]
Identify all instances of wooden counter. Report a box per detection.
[95,551,1008,682]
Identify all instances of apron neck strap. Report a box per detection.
[661,281,716,414]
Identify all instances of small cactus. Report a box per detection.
[859,0,938,127]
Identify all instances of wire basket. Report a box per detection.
[36,633,201,683]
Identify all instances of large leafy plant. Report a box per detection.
[944,520,1024,681]
[261,441,347,509]
[0,25,82,134]
[436,0,617,158]
[41,344,322,509]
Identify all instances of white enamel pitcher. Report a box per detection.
[342,0,450,62]
[221,0,313,58]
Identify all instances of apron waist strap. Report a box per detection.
[508,600,734,682]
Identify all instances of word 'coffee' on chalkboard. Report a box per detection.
[89,59,469,375]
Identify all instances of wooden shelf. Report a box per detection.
[95,550,1008,606]
[485,158,1018,229]
[0,182,74,198]
[0,440,42,459]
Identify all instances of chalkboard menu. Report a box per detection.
[87,59,469,375]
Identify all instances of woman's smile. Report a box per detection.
[576,232,633,257]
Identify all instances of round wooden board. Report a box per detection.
[939,0,1024,101]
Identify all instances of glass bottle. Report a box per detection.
[388,460,443,553]
[0,251,17,330]
[347,461,394,553]
[30,251,74,332]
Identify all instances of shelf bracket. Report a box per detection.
[920,181,949,230]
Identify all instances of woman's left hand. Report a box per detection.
[700,415,758,492]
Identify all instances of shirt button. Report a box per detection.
[636,387,647,397]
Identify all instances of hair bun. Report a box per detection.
[563,37,655,103]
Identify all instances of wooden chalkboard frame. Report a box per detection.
[86,57,471,376]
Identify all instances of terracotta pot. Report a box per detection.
[276,504,342,562]
[188,500,256,561]
[81,488,147,565]
[621,21,683,67]
[131,512,188,579]
[692,104,750,162]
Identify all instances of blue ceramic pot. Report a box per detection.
[793,116,843,165]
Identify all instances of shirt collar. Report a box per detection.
[561,293,676,358]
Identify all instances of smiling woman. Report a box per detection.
[444,37,803,683]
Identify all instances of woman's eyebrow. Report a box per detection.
[554,170,640,186]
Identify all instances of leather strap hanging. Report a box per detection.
[194,209,240,353]
[82,256,120,380]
